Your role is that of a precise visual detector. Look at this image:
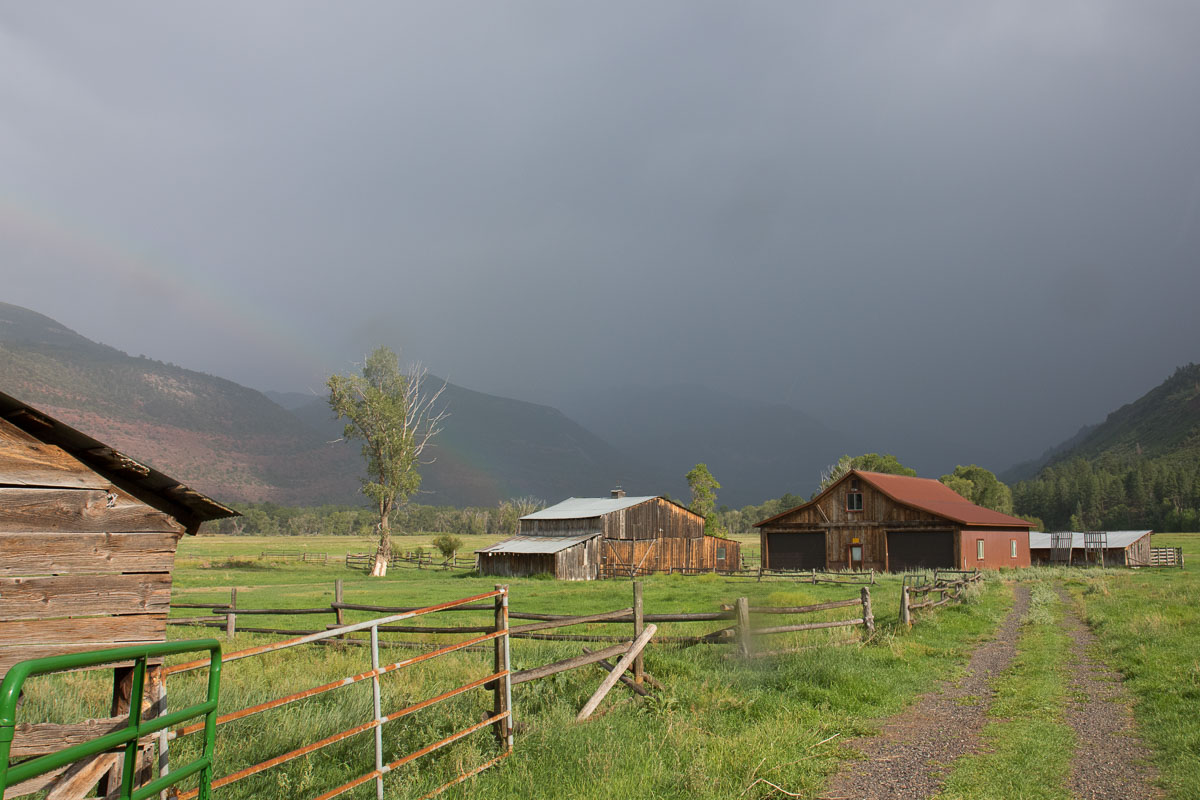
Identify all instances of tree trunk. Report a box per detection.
[371,519,391,577]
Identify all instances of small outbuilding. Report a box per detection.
[1028,530,1154,567]
[476,490,740,579]
[0,391,237,775]
[756,469,1032,572]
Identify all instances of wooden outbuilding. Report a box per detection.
[476,491,740,580]
[0,391,236,784]
[756,470,1031,572]
[1028,530,1153,567]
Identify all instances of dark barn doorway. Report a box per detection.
[886,530,955,571]
[766,532,826,570]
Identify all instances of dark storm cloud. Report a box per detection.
[2,2,1199,472]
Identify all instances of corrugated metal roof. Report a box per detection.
[755,469,1032,529]
[1029,531,1153,550]
[520,496,658,520]
[475,534,600,555]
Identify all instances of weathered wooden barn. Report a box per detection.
[1028,530,1154,566]
[476,491,740,579]
[0,391,236,784]
[756,470,1032,572]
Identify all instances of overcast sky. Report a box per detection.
[2,2,1199,471]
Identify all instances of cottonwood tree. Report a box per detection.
[686,463,725,535]
[818,453,916,492]
[940,464,1013,514]
[328,346,447,577]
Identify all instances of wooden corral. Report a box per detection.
[756,470,1031,573]
[1028,530,1154,566]
[477,491,740,579]
[0,391,236,780]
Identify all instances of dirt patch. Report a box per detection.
[1057,587,1163,800]
[819,585,1031,800]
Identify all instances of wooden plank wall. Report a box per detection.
[602,535,739,574]
[0,417,183,675]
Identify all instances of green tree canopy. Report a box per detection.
[686,463,725,536]
[819,453,916,492]
[328,346,446,576]
[939,464,1014,514]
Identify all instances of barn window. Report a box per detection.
[1010,539,1017,558]
[717,546,726,560]
[977,539,985,560]
[846,491,863,511]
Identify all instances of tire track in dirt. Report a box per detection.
[1056,587,1163,800]
[819,584,1031,800]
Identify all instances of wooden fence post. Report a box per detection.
[633,581,645,686]
[226,587,237,640]
[861,587,875,635]
[735,596,752,658]
[493,584,511,741]
[334,579,344,638]
[900,585,911,628]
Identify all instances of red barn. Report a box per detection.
[755,470,1031,572]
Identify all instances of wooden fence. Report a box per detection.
[169,581,875,661]
[898,570,983,627]
[345,551,475,572]
[1145,547,1185,568]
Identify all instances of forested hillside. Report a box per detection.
[1013,364,1200,531]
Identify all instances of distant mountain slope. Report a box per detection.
[0,302,646,507]
[1022,364,1200,474]
[565,384,858,507]
[1010,363,1200,531]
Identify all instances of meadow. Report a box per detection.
[16,533,1200,799]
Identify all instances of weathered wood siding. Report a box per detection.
[0,417,182,676]
[1125,533,1152,566]
[601,535,739,574]
[477,538,600,581]
[518,517,603,536]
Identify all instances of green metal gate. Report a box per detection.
[0,639,222,800]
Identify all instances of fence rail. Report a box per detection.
[166,590,512,800]
[899,570,983,626]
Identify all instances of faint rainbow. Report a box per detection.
[0,195,338,378]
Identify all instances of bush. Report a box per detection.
[431,534,464,560]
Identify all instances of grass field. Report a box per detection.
[16,534,1200,799]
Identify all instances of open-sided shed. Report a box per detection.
[1028,530,1154,566]
[0,390,236,781]
[756,470,1031,572]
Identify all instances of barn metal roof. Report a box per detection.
[520,496,659,520]
[475,534,601,555]
[0,389,239,530]
[1028,531,1153,550]
[755,469,1032,529]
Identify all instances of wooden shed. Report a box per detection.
[1028,530,1154,566]
[477,491,739,580]
[0,391,236,788]
[756,470,1031,572]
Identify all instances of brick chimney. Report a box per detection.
[611,487,626,498]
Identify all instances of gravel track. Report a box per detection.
[1056,587,1163,800]
[819,585,1031,800]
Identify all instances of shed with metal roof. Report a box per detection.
[1028,530,1154,566]
[755,470,1032,572]
[476,490,739,579]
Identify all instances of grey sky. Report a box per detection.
[2,2,1199,472]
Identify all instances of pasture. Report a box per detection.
[13,533,1199,799]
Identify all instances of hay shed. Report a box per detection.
[1028,530,1154,566]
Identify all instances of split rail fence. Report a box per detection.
[898,569,983,627]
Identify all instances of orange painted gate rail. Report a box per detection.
[165,588,513,800]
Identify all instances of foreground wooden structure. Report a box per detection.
[0,391,236,797]
[756,470,1032,573]
[477,491,740,580]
